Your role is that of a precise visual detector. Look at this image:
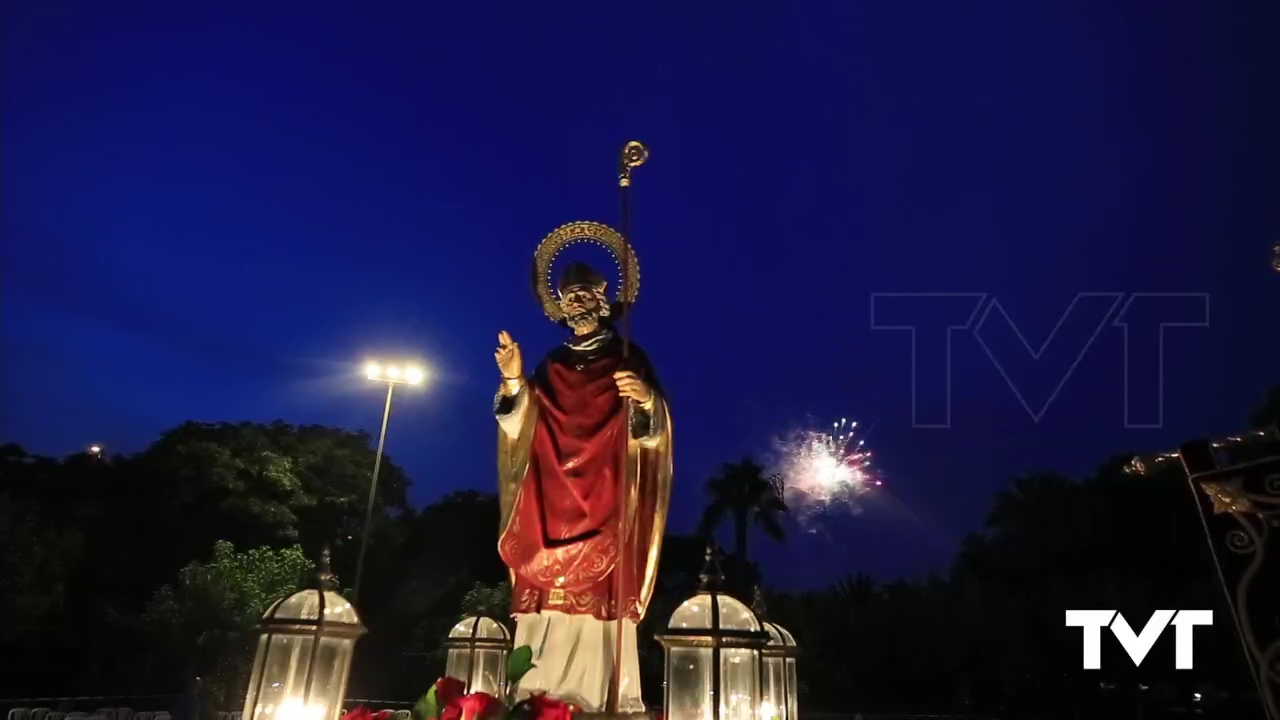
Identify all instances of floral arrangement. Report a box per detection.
[367,645,574,720]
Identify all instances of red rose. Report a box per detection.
[527,694,573,720]
[433,677,467,710]
[341,707,373,720]
[457,693,505,720]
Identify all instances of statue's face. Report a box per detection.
[559,285,604,334]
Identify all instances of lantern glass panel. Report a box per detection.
[447,617,510,640]
[471,648,507,696]
[271,590,358,624]
[448,618,474,637]
[761,656,786,720]
[667,647,712,720]
[668,594,760,631]
[444,618,474,685]
[718,647,759,720]
[717,595,760,631]
[306,636,357,715]
[246,634,334,720]
[784,658,798,720]
[475,617,509,639]
[668,594,711,629]
[444,648,471,685]
[774,625,795,647]
[243,634,271,717]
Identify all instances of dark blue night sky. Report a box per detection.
[3,1,1277,588]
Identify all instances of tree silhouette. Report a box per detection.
[1248,384,1280,427]
[2,382,1277,717]
[697,457,788,597]
[830,572,879,607]
[142,541,314,717]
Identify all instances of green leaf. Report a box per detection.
[412,687,438,720]
[506,645,535,688]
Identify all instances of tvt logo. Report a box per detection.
[869,293,1210,428]
[1066,610,1213,669]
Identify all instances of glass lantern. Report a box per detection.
[750,588,799,720]
[759,622,799,720]
[443,616,511,696]
[242,551,366,720]
[656,547,769,720]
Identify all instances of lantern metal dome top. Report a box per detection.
[761,622,798,655]
[660,546,768,647]
[750,587,799,658]
[258,546,365,636]
[445,616,511,649]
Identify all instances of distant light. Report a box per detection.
[405,367,425,385]
[386,366,402,379]
[364,363,380,380]
[88,445,102,455]
[1193,693,1202,702]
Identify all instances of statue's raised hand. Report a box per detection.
[495,331,523,379]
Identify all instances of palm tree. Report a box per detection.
[697,457,788,595]
[832,571,880,607]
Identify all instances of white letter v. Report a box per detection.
[1109,610,1175,667]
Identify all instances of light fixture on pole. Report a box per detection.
[88,445,103,457]
[242,547,366,720]
[353,361,426,602]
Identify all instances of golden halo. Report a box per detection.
[534,221,640,322]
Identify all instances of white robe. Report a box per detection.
[511,611,646,713]
[498,385,648,713]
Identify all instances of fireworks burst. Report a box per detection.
[775,417,879,523]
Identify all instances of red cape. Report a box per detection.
[497,339,673,621]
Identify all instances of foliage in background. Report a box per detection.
[141,541,314,720]
[0,421,413,697]
[349,491,507,699]
[697,458,787,596]
[0,385,1275,717]
[142,540,314,642]
[136,421,412,568]
[0,493,81,646]
[459,581,511,620]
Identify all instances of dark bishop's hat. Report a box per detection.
[557,261,608,297]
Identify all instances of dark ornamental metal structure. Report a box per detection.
[1127,425,1280,720]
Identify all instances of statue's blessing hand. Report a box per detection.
[495,331,523,379]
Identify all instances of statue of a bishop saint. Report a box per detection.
[493,258,673,713]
